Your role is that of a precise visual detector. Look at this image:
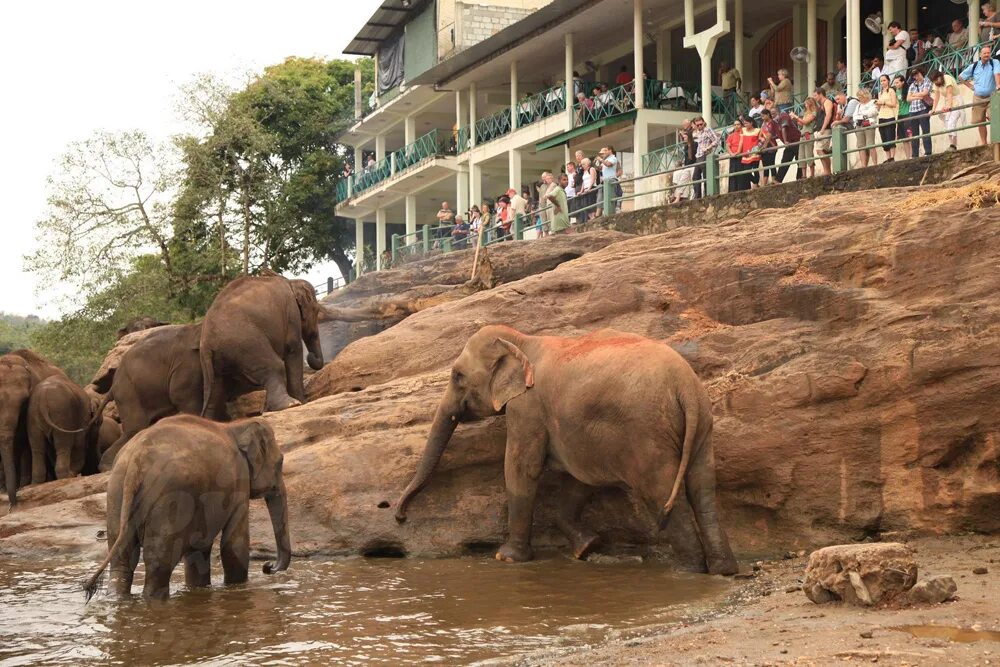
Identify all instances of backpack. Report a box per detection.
[972,58,997,77]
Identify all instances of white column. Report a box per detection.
[734,0,744,87]
[633,117,651,209]
[826,12,837,76]
[882,0,893,48]
[354,219,365,277]
[510,61,518,130]
[682,0,730,127]
[469,82,478,147]
[807,0,817,92]
[699,54,712,121]
[633,0,645,108]
[565,33,575,129]
[455,88,467,149]
[792,5,804,97]
[656,29,672,80]
[405,195,417,237]
[375,209,387,271]
[508,149,522,192]
[456,169,469,215]
[971,0,982,43]
[470,163,482,208]
[354,145,363,172]
[404,115,416,145]
[375,134,386,162]
[906,0,917,28]
[847,0,861,95]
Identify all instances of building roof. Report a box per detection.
[344,0,432,56]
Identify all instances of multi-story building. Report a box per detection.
[338,0,983,275]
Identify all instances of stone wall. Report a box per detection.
[455,2,536,51]
[597,146,996,236]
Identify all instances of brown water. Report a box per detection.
[893,624,1000,644]
[0,555,731,665]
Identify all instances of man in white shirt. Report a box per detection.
[883,22,909,78]
[949,19,969,51]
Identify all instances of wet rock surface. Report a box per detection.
[803,543,918,606]
[2,178,1000,564]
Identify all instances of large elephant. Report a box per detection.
[200,275,327,418]
[94,324,205,471]
[26,375,103,483]
[0,350,66,506]
[83,415,290,601]
[394,325,739,575]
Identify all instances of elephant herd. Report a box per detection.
[2,273,739,601]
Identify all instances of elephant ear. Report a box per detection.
[229,419,269,480]
[489,339,535,411]
[290,280,318,321]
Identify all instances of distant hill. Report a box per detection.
[0,312,46,354]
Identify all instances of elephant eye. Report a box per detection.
[452,370,464,384]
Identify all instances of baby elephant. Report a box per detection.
[395,325,738,575]
[83,415,290,601]
[27,375,102,483]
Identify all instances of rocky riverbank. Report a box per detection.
[2,173,999,572]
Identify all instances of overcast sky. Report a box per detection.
[0,1,378,318]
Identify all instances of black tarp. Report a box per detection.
[378,32,405,94]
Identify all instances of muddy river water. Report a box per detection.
[0,554,731,665]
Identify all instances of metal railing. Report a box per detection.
[516,84,566,129]
[313,276,346,296]
[351,154,393,196]
[474,107,514,145]
[336,129,450,203]
[457,126,470,153]
[574,81,637,126]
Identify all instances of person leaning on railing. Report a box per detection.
[812,88,835,176]
[725,119,743,193]
[774,103,804,183]
[853,88,880,168]
[691,120,718,198]
[757,106,781,186]
[949,19,970,52]
[931,69,964,151]
[734,115,762,191]
[789,97,818,178]
[451,215,469,250]
[959,44,1000,145]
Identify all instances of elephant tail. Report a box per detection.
[659,390,699,528]
[83,462,140,602]
[199,347,215,418]
[37,386,88,435]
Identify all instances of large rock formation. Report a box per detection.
[2,177,999,564]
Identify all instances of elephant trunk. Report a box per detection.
[304,333,325,371]
[263,479,292,574]
[394,403,459,522]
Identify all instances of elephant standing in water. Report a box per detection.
[0,350,66,506]
[26,375,103,483]
[394,325,738,575]
[200,275,328,418]
[84,415,290,601]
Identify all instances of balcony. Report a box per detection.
[337,128,451,204]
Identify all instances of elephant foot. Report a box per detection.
[495,541,533,563]
[569,530,600,561]
[266,397,302,412]
[707,553,739,576]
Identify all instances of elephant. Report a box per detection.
[116,316,169,340]
[394,325,739,575]
[83,415,290,601]
[200,275,328,418]
[26,375,103,483]
[0,349,66,506]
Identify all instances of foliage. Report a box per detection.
[0,313,46,355]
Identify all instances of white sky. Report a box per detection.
[0,0,379,318]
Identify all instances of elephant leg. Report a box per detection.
[636,460,708,574]
[284,347,306,403]
[142,563,175,601]
[554,474,599,560]
[108,539,140,598]
[221,504,250,585]
[496,420,547,564]
[52,432,77,480]
[184,548,212,588]
[98,431,134,473]
[245,355,299,413]
[28,423,48,485]
[685,437,738,575]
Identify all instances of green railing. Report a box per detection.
[352,154,392,196]
[516,84,566,128]
[392,128,447,173]
[457,126,470,153]
[859,37,1000,96]
[335,179,349,203]
[574,82,637,126]
[474,107,514,145]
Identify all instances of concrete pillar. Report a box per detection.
[355,219,365,276]
[807,0,817,92]
[510,61,518,129]
[404,115,416,145]
[354,67,362,120]
[682,0,730,127]
[906,0,917,29]
[734,0,744,87]
[792,4,804,97]
[633,0,645,108]
[564,145,572,168]
[633,116,651,208]
[375,209,387,271]
[375,134,386,162]
[470,163,483,209]
[971,0,982,43]
[508,149,522,192]
[656,29,672,80]
[455,88,467,149]
[882,0,893,48]
[405,195,417,237]
[456,169,469,215]
[827,11,838,76]
[354,145,363,173]
[565,33,575,129]
[469,82,478,147]
[847,0,861,96]
[699,54,713,122]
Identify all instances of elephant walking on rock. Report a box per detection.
[27,375,103,483]
[83,415,290,601]
[394,325,738,575]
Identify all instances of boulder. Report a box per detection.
[908,575,958,604]
[803,543,918,606]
